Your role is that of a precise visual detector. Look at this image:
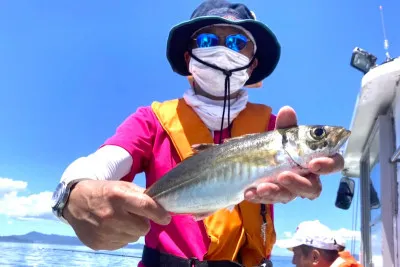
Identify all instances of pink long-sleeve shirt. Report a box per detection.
[102,105,276,266]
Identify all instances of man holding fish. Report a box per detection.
[51,0,349,266]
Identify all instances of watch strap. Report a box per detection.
[53,178,93,224]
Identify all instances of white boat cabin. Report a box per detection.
[339,47,400,267]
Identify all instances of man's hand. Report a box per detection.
[63,180,171,251]
[244,106,345,204]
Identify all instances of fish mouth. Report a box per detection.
[332,127,351,151]
[282,147,307,171]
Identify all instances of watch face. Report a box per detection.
[51,182,66,208]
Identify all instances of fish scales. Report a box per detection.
[147,137,279,213]
[144,125,351,220]
[147,132,281,198]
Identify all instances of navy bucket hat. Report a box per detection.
[166,0,281,85]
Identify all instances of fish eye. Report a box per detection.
[311,127,326,139]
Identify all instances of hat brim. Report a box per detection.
[166,16,281,85]
[275,239,303,251]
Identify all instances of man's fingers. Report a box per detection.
[97,239,134,251]
[275,106,298,129]
[99,228,141,245]
[277,171,322,200]
[244,183,296,204]
[308,154,345,175]
[122,192,171,225]
[122,181,147,194]
[115,213,151,237]
[107,241,130,250]
[112,182,171,225]
[244,187,258,200]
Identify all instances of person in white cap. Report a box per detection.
[276,220,363,267]
[333,234,360,266]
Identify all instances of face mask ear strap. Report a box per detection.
[188,49,227,74]
[230,55,256,73]
[188,49,255,76]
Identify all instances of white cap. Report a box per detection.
[276,220,338,251]
[334,234,346,247]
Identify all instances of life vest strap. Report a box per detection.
[142,245,254,267]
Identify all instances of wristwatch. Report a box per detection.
[51,179,89,223]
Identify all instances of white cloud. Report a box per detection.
[0,177,27,196]
[332,228,361,242]
[283,231,292,238]
[0,177,54,220]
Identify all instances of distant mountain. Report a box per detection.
[0,231,143,250]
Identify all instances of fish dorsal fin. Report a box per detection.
[223,133,261,143]
[191,143,216,153]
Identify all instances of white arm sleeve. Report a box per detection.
[60,145,133,184]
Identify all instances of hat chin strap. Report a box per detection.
[188,50,255,143]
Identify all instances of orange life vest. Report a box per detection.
[331,251,363,267]
[151,98,276,267]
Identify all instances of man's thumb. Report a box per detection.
[121,181,146,194]
[275,106,298,129]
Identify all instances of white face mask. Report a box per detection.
[188,46,251,97]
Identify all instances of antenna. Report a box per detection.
[379,5,392,61]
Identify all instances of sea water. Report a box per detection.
[0,242,293,267]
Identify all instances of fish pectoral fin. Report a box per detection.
[223,133,260,143]
[192,211,217,221]
[191,143,216,153]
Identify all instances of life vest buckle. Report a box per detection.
[189,256,199,266]
[259,258,273,267]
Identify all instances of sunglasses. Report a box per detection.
[194,33,249,52]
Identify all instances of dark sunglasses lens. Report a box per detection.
[226,34,248,52]
[196,33,219,48]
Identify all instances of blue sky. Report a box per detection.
[0,0,399,257]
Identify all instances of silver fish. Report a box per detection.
[144,125,351,220]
